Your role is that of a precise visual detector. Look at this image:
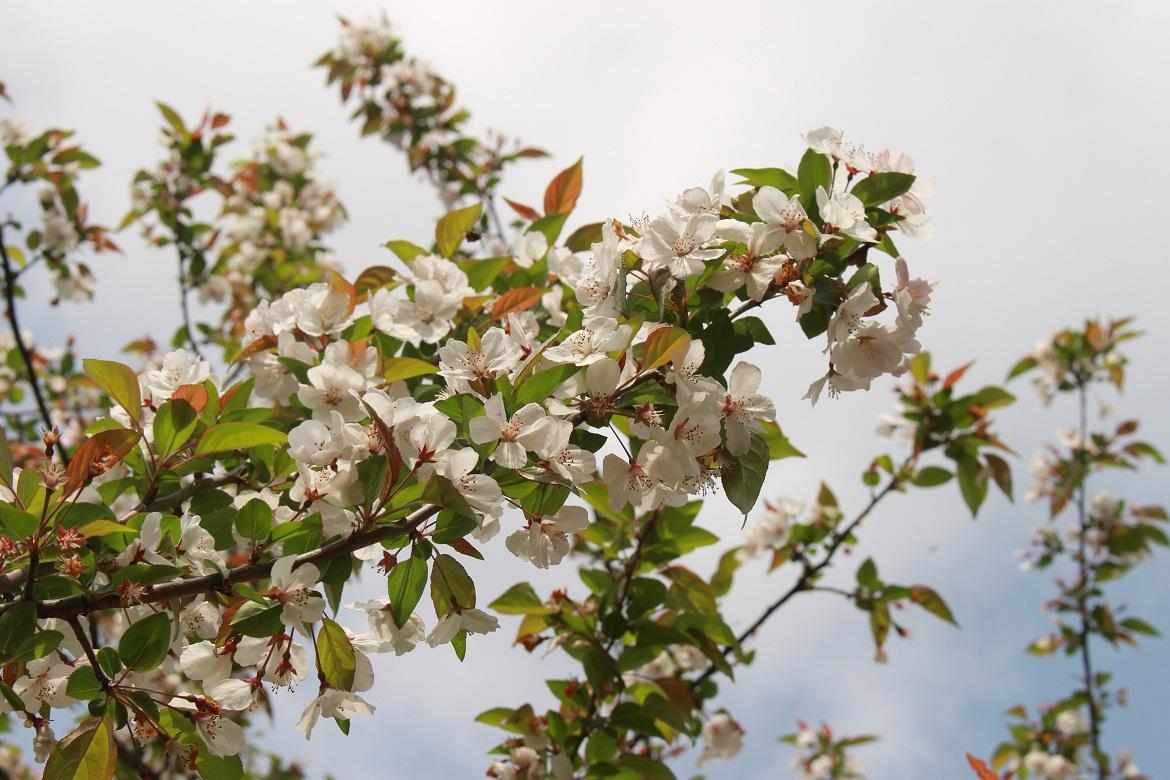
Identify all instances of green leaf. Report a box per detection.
[316,618,356,692]
[973,386,1016,410]
[42,716,115,780]
[797,149,832,208]
[83,359,142,424]
[849,172,916,207]
[514,365,576,406]
[1120,616,1160,637]
[1006,356,1038,381]
[758,420,804,460]
[461,256,510,291]
[731,167,799,193]
[0,426,11,487]
[984,454,1013,500]
[155,101,187,138]
[910,585,959,626]
[117,612,171,672]
[383,356,438,384]
[235,498,273,541]
[230,600,285,638]
[421,475,476,519]
[387,546,429,628]
[0,602,36,661]
[856,558,880,589]
[435,202,483,258]
[195,422,286,456]
[0,504,39,538]
[911,466,953,488]
[66,666,103,700]
[721,433,770,516]
[565,222,604,252]
[528,213,567,245]
[383,239,427,262]
[489,582,552,615]
[152,399,198,462]
[640,326,691,372]
[955,453,989,517]
[431,553,476,616]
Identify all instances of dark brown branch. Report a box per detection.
[688,470,905,690]
[135,464,248,513]
[0,466,250,596]
[3,504,440,620]
[0,224,68,464]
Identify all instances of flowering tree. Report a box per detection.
[966,321,1164,780]
[0,15,1158,780]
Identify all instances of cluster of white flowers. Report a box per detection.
[697,711,745,767]
[323,15,510,207]
[217,125,346,290]
[740,497,802,558]
[790,725,867,780]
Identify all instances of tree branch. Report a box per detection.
[1073,377,1106,779]
[2,504,440,620]
[176,245,205,361]
[0,224,68,464]
[688,469,905,690]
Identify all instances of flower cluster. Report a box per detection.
[0,87,116,454]
[127,107,349,361]
[977,320,1163,780]
[316,15,545,208]
[782,721,872,780]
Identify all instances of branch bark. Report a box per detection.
[2,504,440,620]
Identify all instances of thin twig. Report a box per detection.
[1073,377,1105,779]
[0,225,68,464]
[688,468,905,691]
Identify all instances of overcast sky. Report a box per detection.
[2,1,1169,777]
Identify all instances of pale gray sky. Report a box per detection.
[2,1,1168,777]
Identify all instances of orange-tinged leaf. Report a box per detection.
[543,157,583,216]
[943,361,974,389]
[449,537,484,559]
[503,198,542,222]
[354,265,398,296]
[966,754,1001,780]
[641,326,691,372]
[172,384,209,413]
[490,286,545,320]
[329,271,358,316]
[64,429,141,496]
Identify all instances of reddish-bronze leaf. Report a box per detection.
[354,265,398,296]
[543,157,583,216]
[231,335,278,364]
[966,754,1002,780]
[503,198,542,222]
[449,537,484,560]
[173,384,210,413]
[64,428,142,496]
[943,361,974,389]
[490,286,545,320]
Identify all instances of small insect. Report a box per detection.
[465,229,481,242]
